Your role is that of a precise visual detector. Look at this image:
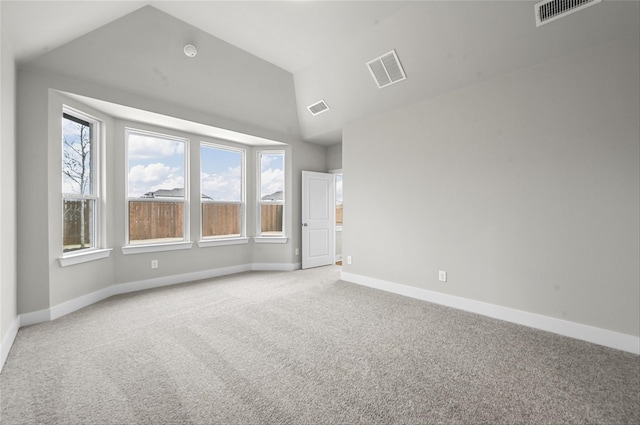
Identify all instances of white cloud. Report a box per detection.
[201,165,241,201]
[128,134,184,160]
[260,167,284,197]
[128,162,183,197]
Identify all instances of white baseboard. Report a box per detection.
[252,262,301,271]
[19,308,51,327]
[1,316,21,372]
[341,272,640,355]
[16,262,301,329]
[50,286,115,321]
[112,264,253,297]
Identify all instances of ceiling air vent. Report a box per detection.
[535,0,601,27]
[367,49,406,89]
[307,100,329,116]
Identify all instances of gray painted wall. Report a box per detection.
[15,7,326,315]
[1,9,18,340]
[327,143,342,171]
[342,36,640,337]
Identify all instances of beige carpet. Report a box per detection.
[1,266,638,424]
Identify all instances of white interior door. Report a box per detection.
[302,171,335,269]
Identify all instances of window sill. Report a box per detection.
[121,241,193,255]
[198,237,249,248]
[254,236,288,244]
[58,248,113,267]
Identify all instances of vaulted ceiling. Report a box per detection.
[2,0,638,145]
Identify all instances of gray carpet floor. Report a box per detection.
[1,266,638,424]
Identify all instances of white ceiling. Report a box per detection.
[2,0,638,145]
[2,0,409,73]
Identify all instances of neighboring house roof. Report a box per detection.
[142,188,212,199]
[261,190,283,201]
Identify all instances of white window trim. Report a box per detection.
[331,169,343,232]
[58,248,112,267]
[121,241,193,255]
[257,150,286,239]
[254,236,288,244]
[198,237,250,248]
[124,128,190,248]
[61,107,102,256]
[200,142,246,241]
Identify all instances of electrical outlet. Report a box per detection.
[295,248,299,256]
[439,271,447,282]
[347,256,352,265]
[151,260,158,269]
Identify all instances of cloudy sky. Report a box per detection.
[201,145,242,201]
[127,132,185,198]
[127,132,284,201]
[260,153,284,199]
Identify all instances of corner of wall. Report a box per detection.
[1,14,19,367]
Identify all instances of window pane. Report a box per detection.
[63,199,94,252]
[202,203,242,238]
[201,144,244,239]
[127,131,186,244]
[261,204,283,234]
[260,152,284,236]
[336,174,343,226]
[260,153,284,199]
[128,200,184,244]
[62,114,92,195]
[201,145,242,201]
[127,132,185,198]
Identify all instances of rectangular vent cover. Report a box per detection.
[307,100,329,116]
[535,0,601,27]
[367,50,406,89]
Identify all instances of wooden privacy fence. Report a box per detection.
[202,203,241,237]
[261,204,283,233]
[129,201,184,242]
[65,201,328,246]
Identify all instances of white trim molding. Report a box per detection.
[254,236,288,244]
[251,262,300,272]
[1,317,21,372]
[341,272,640,355]
[198,237,249,248]
[19,308,52,327]
[58,248,112,267]
[12,262,302,329]
[121,241,193,255]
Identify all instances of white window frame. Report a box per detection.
[122,127,192,254]
[198,142,248,247]
[255,150,287,243]
[331,169,343,232]
[61,107,102,258]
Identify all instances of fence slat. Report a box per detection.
[65,201,291,246]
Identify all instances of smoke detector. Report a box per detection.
[183,44,197,58]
